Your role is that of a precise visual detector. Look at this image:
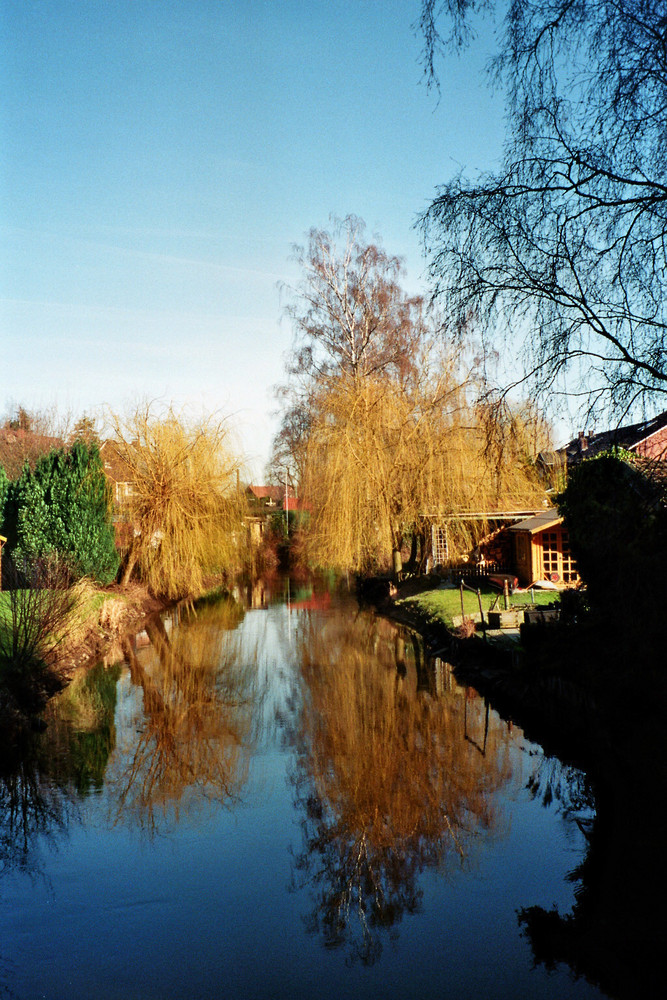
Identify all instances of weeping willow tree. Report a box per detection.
[108,405,247,599]
[275,217,551,575]
[301,372,549,574]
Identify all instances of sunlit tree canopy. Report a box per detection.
[109,404,246,599]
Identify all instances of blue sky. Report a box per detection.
[1,0,503,475]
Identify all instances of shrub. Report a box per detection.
[557,453,667,622]
[0,554,75,709]
[3,441,119,585]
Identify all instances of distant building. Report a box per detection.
[245,484,305,511]
[99,441,137,551]
[0,427,62,479]
[100,440,135,508]
[246,485,286,509]
[560,410,667,466]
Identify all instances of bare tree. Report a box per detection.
[419,1,667,422]
[283,215,427,386]
[271,216,432,490]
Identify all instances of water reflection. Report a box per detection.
[288,610,515,964]
[2,661,121,882]
[518,758,662,999]
[1,595,261,873]
[103,597,261,833]
[4,580,647,998]
[0,753,71,881]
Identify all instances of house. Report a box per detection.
[430,507,548,569]
[246,484,290,510]
[244,484,307,548]
[507,510,579,587]
[100,440,135,509]
[246,484,307,513]
[99,441,137,551]
[0,427,62,479]
[561,410,667,466]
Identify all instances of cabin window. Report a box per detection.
[540,528,578,583]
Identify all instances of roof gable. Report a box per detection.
[0,428,63,479]
[508,510,563,534]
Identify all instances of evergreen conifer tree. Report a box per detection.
[6,441,119,584]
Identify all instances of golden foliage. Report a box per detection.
[276,217,551,572]
[291,611,515,958]
[296,614,511,849]
[301,372,548,572]
[109,404,246,599]
[106,598,257,830]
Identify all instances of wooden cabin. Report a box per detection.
[508,511,579,587]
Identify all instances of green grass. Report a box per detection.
[0,592,11,661]
[398,584,559,629]
[0,584,109,671]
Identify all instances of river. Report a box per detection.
[1,575,612,999]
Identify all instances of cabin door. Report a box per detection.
[540,529,578,584]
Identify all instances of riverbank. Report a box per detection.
[0,576,233,741]
[55,581,171,680]
[376,576,606,763]
[377,576,667,996]
[0,581,167,739]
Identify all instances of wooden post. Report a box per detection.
[477,587,487,642]
[503,578,510,611]
[460,578,465,622]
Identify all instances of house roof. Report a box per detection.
[0,428,62,479]
[247,484,298,502]
[536,450,563,467]
[507,510,563,534]
[247,485,284,501]
[560,409,667,464]
[285,496,308,511]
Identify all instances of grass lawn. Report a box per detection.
[397,584,559,629]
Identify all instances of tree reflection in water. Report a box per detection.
[289,611,516,965]
[2,661,124,883]
[0,753,71,882]
[104,597,262,833]
[518,741,662,999]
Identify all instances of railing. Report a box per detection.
[448,561,510,581]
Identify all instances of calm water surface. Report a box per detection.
[1,578,608,999]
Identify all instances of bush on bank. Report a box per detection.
[1,441,119,586]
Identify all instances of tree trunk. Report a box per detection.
[120,538,139,588]
[404,531,420,575]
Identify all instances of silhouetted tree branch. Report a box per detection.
[419,0,667,419]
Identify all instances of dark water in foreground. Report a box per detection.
[1,578,608,999]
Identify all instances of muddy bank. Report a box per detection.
[55,582,171,681]
[0,582,173,743]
